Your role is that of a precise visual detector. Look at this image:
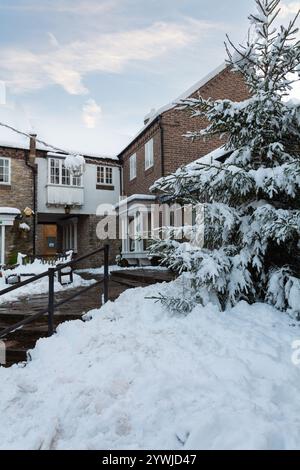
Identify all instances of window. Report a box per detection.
[48,158,82,187]
[97,166,113,186]
[0,157,11,185]
[129,154,136,181]
[145,138,154,170]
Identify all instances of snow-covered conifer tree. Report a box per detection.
[150,0,300,317]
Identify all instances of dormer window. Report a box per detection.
[0,157,11,185]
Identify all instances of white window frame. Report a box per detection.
[0,157,11,185]
[145,138,154,170]
[129,153,137,181]
[48,158,83,187]
[97,166,113,186]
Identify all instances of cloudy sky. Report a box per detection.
[0,0,299,156]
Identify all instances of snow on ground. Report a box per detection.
[0,279,300,450]
[0,260,93,305]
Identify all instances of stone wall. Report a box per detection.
[0,146,35,264]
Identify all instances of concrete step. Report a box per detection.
[111,269,175,286]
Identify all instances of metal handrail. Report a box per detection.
[0,245,110,339]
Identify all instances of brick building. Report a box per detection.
[117,63,250,264]
[1,62,250,269]
[0,130,121,268]
[0,145,35,266]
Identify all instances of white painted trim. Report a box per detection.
[129,154,137,181]
[48,157,83,187]
[96,165,114,186]
[145,138,154,170]
[0,225,5,266]
[0,156,11,185]
[115,194,156,210]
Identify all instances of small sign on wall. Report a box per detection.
[47,237,57,249]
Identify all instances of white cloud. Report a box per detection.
[279,2,300,18]
[48,33,59,48]
[0,19,218,96]
[0,81,6,105]
[0,0,117,15]
[82,99,102,128]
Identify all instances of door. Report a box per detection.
[40,224,58,256]
[62,221,78,254]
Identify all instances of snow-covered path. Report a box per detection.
[0,281,300,450]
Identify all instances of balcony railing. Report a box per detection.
[47,184,84,207]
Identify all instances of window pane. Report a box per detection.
[0,158,10,183]
[50,159,60,184]
[97,166,105,184]
[73,174,81,186]
[145,139,154,170]
[130,154,136,180]
[106,167,113,185]
[62,163,71,186]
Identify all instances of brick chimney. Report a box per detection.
[29,133,37,165]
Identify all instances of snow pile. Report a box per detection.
[64,154,85,175]
[19,223,30,232]
[0,208,21,215]
[0,258,93,304]
[0,281,300,450]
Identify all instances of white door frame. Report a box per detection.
[0,210,20,266]
[0,225,5,266]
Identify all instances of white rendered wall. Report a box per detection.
[36,157,120,215]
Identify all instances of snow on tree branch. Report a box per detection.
[150,0,300,318]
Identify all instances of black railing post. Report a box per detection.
[48,268,55,337]
[103,244,110,304]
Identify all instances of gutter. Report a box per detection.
[25,134,37,258]
[159,115,165,178]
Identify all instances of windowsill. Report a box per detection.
[0,183,11,189]
[96,184,115,191]
[145,166,154,175]
[47,183,84,189]
[129,177,137,184]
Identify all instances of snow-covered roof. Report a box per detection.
[118,62,227,157]
[0,207,21,215]
[115,194,157,210]
[0,104,118,161]
[186,145,231,169]
[46,152,118,163]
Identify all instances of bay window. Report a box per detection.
[48,158,83,187]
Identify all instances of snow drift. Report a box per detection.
[0,280,300,450]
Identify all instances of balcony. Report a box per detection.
[46,185,84,207]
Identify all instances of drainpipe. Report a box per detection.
[159,116,165,178]
[119,161,124,196]
[25,133,37,257]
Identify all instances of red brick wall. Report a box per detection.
[120,67,250,197]
[162,68,250,175]
[121,122,162,196]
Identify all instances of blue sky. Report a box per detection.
[0,0,299,156]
